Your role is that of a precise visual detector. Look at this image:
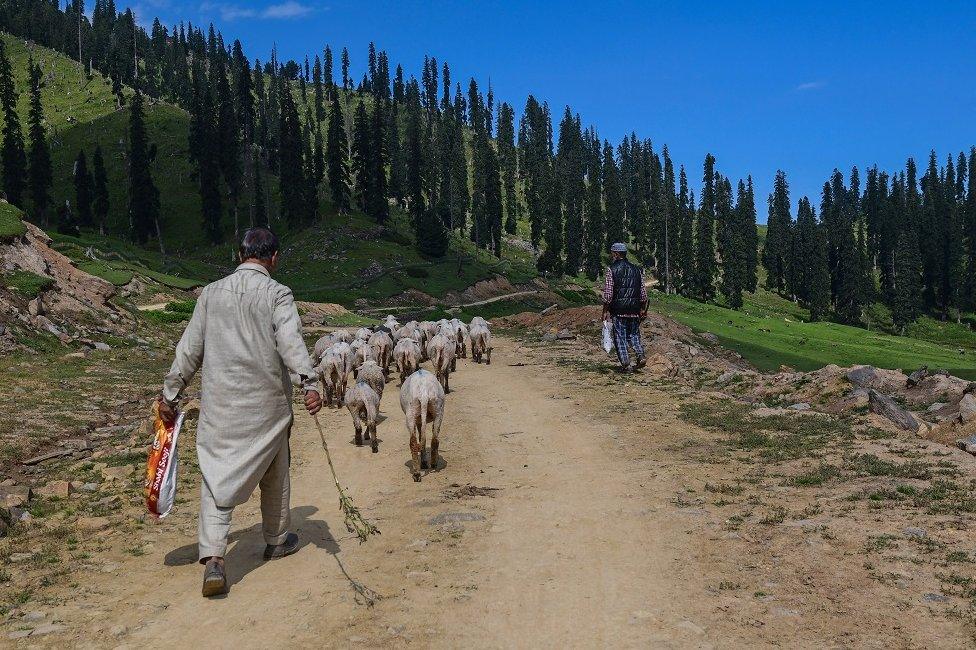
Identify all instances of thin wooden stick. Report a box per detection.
[313,414,381,543]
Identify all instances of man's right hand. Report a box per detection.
[304,390,323,416]
[602,307,611,322]
[156,396,177,426]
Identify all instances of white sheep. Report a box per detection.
[399,369,445,481]
[368,329,395,376]
[452,319,469,358]
[393,338,421,384]
[426,333,456,392]
[469,323,493,365]
[317,349,348,407]
[345,381,381,452]
[356,359,386,401]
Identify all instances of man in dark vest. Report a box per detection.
[602,242,648,373]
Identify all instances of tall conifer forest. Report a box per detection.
[1,1,975,331]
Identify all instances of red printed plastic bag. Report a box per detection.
[145,403,185,519]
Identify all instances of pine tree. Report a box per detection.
[691,154,717,301]
[351,100,370,209]
[496,102,518,235]
[26,58,52,225]
[603,141,625,251]
[326,94,350,212]
[365,101,389,224]
[313,54,324,123]
[719,178,745,309]
[341,47,350,91]
[253,155,267,225]
[277,80,308,227]
[808,220,832,322]
[91,145,109,234]
[73,149,94,227]
[556,108,585,274]
[404,79,426,229]
[762,170,792,293]
[583,132,604,279]
[127,91,161,247]
[673,166,694,295]
[191,65,222,243]
[417,206,448,257]
[891,229,923,333]
[214,54,242,240]
[0,40,26,207]
[742,177,758,292]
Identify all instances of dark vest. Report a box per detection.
[609,258,642,315]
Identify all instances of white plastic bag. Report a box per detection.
[602,320,614,354]
[145,407,185,519]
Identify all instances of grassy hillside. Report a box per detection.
[650,288,976,379]
[2,33,552,309]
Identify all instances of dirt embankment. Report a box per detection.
[0,219,129,351]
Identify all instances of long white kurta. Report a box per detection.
[162,263,317,508]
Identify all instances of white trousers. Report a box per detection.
[197,438,291,561]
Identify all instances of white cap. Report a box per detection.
[610,242,627,252]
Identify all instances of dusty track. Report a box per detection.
[19,336,973,648]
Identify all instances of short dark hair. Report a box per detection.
[239,227,279,261]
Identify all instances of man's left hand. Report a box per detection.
[639,309,648,321]
[304,390,323,415]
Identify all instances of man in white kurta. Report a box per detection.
[157,227,322,597]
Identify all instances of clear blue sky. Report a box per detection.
[138,0,976,222]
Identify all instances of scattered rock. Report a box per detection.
[9,552,34,562]
[36,480,72,498]
[22,449,74,466]
[92,341,111,352]
[715,370,739,386]
[927,402,948,413]
[540,304,559,315]
[903,527,927,539]
[923,593,949,603]
[868,390,919,432]
[406,539,429,550]
[907,366,929,388]
[699,332,720,345]
[23,611,46,623]
[556,328,575,340]
[787,402,811,411]
[956,435,976,455]
[0,485,31,508]
[101,465,136,481]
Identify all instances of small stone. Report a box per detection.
[903,527,927,539]
[81,482,100,492]
[93,342,111,352]
[23,611,46,622]
[109,624,127,637]
[923,593,949,603]
[787,402,811,411]
[847,365,881,388]
[927,402,948,413]
[8,630,32,640]
[406,539,429,550]
[406,571,431,581]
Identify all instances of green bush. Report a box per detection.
[405,266,430,278]
[142,309,190,324]
[164,299,197,314]
[3,270,55,297]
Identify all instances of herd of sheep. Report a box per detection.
[310,315,494,481]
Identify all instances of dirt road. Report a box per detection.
[15,335,973,648]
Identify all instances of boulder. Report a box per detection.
[868,390,919,432]
[847,365,881,388]
[101,465,136,481]
[556,328,575,340]
[959,393,976,424]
